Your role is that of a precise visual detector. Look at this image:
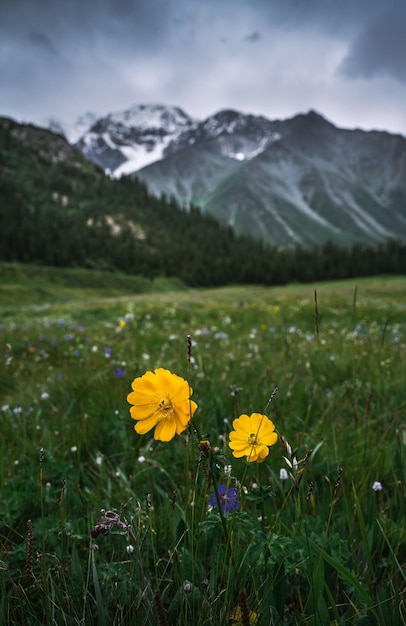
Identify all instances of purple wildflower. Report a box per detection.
[114,368,126,378]
[208,485,240,514]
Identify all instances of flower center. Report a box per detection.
[158,397,173,419]
[248,432,258,445]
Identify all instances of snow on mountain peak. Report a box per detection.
[72,104,282,175]
[74,104,197,176]
[107,103,194,133]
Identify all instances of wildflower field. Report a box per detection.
[1,272,406,625]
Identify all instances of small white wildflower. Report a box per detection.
[1,404,9,411]
[280,468,289,481]
[71,446,78,453]
[126,544,134,554]
[14,460,19,465]
[41,392,50,400]
[224,464,232,478]
[372,481,383,491]
[252,482,258,490]
[142,353,150,360]
[45,482,52,488]
[91,345,98,352]
[138,455,146,463]
[95,454,103,466]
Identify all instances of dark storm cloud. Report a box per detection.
[0,0,405,134]
[245,32,261,44]
[28,32,59,55]
[340,7,406,82]
[3,0,186,46]
[236,0,406,83]
[2,0,405,80]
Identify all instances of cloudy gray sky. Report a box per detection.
[1,0,406,135]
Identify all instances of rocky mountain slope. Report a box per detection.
[70,105,406,247]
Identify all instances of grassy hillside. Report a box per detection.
[0,262,188,309]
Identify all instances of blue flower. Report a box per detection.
[114,368,126,378]
[208,485,240,514]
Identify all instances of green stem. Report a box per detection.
[208,446,231,543]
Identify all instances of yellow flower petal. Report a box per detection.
[127,368,197,442]
[134,414,159,435]
[154,417,177,441]
[129,404,157,421]
[228,412,277,463]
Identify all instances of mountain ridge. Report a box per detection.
[1,114,406,287]
[26,103,406,247]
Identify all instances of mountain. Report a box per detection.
[1,115,405,285]
[74,105,406,248]
[75,104,196,176]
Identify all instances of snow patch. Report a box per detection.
[113,140,169,177]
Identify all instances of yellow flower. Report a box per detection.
[127,368,197,442]
[229,413,277,462]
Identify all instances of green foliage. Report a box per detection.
[0,276,405,624]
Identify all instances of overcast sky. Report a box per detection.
[1,0,405,136]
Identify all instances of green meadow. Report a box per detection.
[1,265,406,625]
